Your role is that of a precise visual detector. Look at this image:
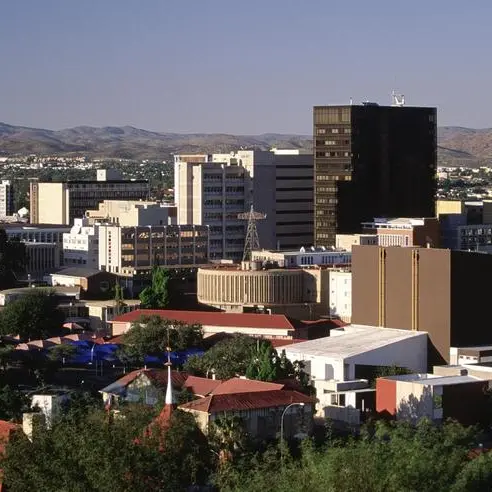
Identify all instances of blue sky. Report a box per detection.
[0,0,490,133]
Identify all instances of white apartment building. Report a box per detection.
[0,180,14,217]
[63,218,99,268]
[329,270,352,322]
[251,247,351,267]
[174,149,314,260]
[29,169,149,225]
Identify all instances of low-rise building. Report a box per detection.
[31,389,72,427]
[50,267,118,299]
[328,270,352,322]
[81,299,141,334]
[180,389,314,440]
[376,372,488,425]
[108,308,337,341]
[284,325,428,425]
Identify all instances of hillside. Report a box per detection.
[1,122,492,166]
[0,123,312,160]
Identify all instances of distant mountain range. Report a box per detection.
[1,122,491,166]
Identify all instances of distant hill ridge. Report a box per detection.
[1,122,491,166]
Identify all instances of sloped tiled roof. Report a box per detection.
[110,309,298,330]
[211,378,284,395]
[183,376,223,397]
[179,390,314,413]
[99,369,187,396]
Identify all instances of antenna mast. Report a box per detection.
[238,205,266,261]
[391,90,405,107]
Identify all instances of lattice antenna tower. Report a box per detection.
[238,205,266,261]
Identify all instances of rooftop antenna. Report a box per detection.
[349,97,353,105]
[238,205,266,261]
[391,90,405,107]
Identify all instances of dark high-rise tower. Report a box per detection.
[313,103,437,246]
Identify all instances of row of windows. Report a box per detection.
[316,139,351,146]
[316,151,351,158]
[316,175,351,181]
[317,198,338,204]
[316,127,351,135]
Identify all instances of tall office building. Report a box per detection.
[175,149,314,260]
[351,245,492,365]
[30,170,149,225]
[0,180,14,217]
[313,102,437,246]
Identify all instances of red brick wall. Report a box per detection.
[376,378,397,416]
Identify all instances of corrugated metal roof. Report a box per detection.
[179,390,314,413]
[110,309,297,330]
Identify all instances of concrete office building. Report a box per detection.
[98,224,209,276]
[351,245,492,364]
[197,261,352,320]
[360,217,440,247]
[174,149,314,260]
[24,242,60,279]
[63,218,99,268]
[251,247,351,268]
[30,170,149,225]
[85,200,176,226]
[313,102,437,246]
[0,180,14,217]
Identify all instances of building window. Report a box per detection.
[317,128,326,135]
[331,128,339,134]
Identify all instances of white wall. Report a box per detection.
[329,271,352,321]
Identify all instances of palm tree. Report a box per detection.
[209,415,247,465]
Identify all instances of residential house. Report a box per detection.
[50,268,118,299]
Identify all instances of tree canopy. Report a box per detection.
[0,290,65,340]
[139,267,173,309]
[0,229,27,290]
[3,405,212,492]
[185,335,311,390]
[121,315,203,362]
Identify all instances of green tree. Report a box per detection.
[121,315,203,362]
[3,405,212,492]
[0,290,65,340]
[139,267,172,309]
[184,334,257,380]
[0,229,27,290]
[246,341,279,382]
[0,385,31,421]
[47,344,78,365]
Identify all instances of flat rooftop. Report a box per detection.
[385,373,481,386]
[284,324,426,359]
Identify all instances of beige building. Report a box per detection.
[174,149,314,260]
[98,224,209,276]
[197,262,335,319]
[30,170,149,225]
[85,200,177,226]
[81,299,141,334]
[335,233,378,251]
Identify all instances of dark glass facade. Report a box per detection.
[314,104,437,246]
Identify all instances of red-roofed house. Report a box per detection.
[179,390,314,440]
[0,420,21,492]
[183,375,223,398]
[100,368,188,405]
[211,377,285,395]
[109,309,339,342]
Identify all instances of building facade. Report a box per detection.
[251,247,351,268]
[0,180,14,217]
[335,233,378,251]
[63,218,99,268]
[351,245,492,364]
[30,170,149,225]
[85,200,177,226]
[24,242,60,279]
[313,104,437,246]
[175,149,314,260]
[98,224,209,276]
[361,217,440,247]
[328,270,352,322]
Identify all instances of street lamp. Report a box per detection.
[280,402,305,466]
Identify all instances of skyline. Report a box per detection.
[1,1,491,133]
